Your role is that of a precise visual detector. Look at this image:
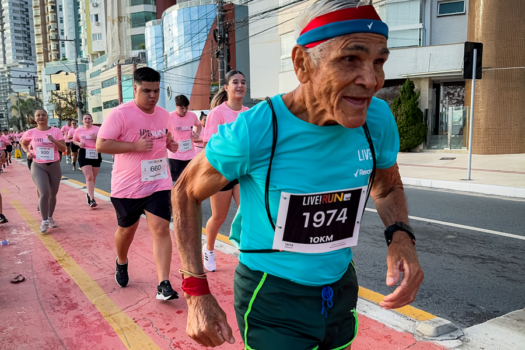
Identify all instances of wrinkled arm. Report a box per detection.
[96,138,136,154]
[371,163,424,310]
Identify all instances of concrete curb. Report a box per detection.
[402,177,525,199]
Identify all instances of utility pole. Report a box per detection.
[217,0,226,86]
[16,92,22,130]
[59,38,83,125]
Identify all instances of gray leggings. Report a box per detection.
[31,161,62,220]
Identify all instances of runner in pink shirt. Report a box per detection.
[61,119,73,164]
[73,114,102,208]
[167,94,202,182]
[67,120,79,170]
[194,111,207,155]
[97,67,180,301]
[2,129,13,166]
[201,70,249,272]
[0,133,8,171]
[20,110,66,233]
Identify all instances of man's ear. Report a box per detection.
[292,45,313,84]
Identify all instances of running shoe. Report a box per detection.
[115,258,129,287]
[48,217,57,228]
[66,157,69,164]
[37,205,40,212]
[156,280,179,301]
[0,214,8,223]
[86,194,91,206]
[90,199,97,208]
[40,220,49,233]
[202,245,216,272]
[72,165,76,171]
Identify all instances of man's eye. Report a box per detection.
[345,56,356,62]
[375,59,385,65]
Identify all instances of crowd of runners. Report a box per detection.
[0,1,428,349]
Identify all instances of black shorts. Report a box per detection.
[169,158,191,183]
[78,148,102,168]
[71,143,80,153]
[6,145,12,153]
[66,142,71,148]
[27,158,32,170]
[220,179,239,192]
[110,190,172,228]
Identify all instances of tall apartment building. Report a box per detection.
[249,0,524,154]
[0,0,37,128]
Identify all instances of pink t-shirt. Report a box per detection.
[73,126,100,150]
[2,134,12,145]
[202,102,249,142]
[0,135,8,150]
[167,111,201,161]
[61,125,72,137]
[195,125,206,149]
[67,128,77,141]
[16,133,22,141]
[21,127,64,164]
[98,101,172,199]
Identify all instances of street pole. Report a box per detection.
[16,92,22,130]
[74,36,83,125]
[467,48,477,181]
[217,0,226,87]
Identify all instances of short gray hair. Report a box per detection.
[295,0,372,65]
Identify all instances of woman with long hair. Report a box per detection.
[73,114,102,208]
[20,110,66,233]
[201,70,249,272]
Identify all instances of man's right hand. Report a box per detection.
[186,294,235,347]
[26,153,33,160]
[135,134,153,152]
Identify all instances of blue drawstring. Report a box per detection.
[321,286,334,318]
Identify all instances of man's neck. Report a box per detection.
[282,85,335,126]
[134,100,155,114]
[226,99,243,112]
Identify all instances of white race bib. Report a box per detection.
[85,149,98,159]
[178,139,192,152]
[141,158,168,182]
[0,141,3,148]
[272,186,368,254]
[36,147,54,161]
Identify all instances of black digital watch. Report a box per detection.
[384,222,416,246]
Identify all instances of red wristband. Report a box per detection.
[181,276,211,296]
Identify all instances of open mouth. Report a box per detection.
[343,96,369,107]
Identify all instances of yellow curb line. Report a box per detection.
[1,188,9,194]
[12,200,161,350]
[63,177,437,322]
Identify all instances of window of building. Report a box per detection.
[437,1,465,16]
[61,41,65,47]
[374,0,423,48]
[92,33,102,41]
[59,4,62,11]
[91,88,101,95]
[90,70,101,78]
[130,12,156,28]
[280,32,294,72]
[130,0,156,5]
[91,14,99,22]
[131,34,145,50]
[60,17,63,23]
[103,99,119,109]
[60,29,64,35]
[101,77,117,88]
[62,53,65,58]
[92,106,102,112]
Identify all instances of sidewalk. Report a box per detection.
[397,152,525,198]
[0,161,446,350]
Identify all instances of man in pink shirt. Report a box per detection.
[61,119,73,164]
[168,95,202,182]
[97,67,180,301]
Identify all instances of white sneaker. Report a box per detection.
[40,220,49,233]
[66,157,70,164]
[48,217,57,228]
[202,245,216,272]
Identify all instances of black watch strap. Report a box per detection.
[384,221,416,246]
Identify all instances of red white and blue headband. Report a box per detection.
[297,5,389,48]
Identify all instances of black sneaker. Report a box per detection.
[86,194,91,206]
[156,280,179,301]
[115,258,129,287]
[90,199,97,208]
[0,214,8,223]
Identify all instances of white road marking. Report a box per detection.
[365,208,525,241]
[102,160,113,164]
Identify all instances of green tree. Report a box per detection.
[391,78,428,152]
[49,89,81,126]
[9,96,43,129]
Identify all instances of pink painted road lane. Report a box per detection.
[0,161,445,350]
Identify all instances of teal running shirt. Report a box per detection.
[205,95,399,286]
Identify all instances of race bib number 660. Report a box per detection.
[141,158,168,182]
[272,186,367,254]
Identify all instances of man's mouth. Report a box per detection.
[343,96,369,107]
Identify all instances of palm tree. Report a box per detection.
[10,97,43,129]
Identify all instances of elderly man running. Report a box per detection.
[172,1,424,349]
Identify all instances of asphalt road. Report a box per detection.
[47,154,525,329]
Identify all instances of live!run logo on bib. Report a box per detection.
[273,186,368,254]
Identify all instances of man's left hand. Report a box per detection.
[380,231,424,310]
[192,131,200,140]
[166,132,179,153]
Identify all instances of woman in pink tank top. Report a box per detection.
[201,70,249,272]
